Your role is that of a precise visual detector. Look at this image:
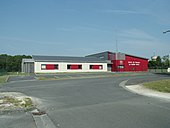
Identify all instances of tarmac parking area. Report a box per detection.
[0,73,170,128]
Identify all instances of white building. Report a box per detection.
[22,55,108,73]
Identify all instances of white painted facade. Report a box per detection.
[34,62,107,73]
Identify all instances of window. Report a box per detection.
[54,64,58,69]
[90,65,93,69]
[117,65,124,69]
[78,65,82,69]
[41,64,46,70]
[67,65,71,69]
[41,64,58,70]
[67,64,82,70]
[90,65,103,70]
[120,61,123,65]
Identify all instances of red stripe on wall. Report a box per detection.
[46,64,55,70]
[70,65,79,69]
[92,65,100,69]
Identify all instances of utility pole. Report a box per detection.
[163,30,170,67]
[115,29,118,53]
[163,30,170,34]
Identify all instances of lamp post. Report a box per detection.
[163,30,170,68]
[163,30,170,34]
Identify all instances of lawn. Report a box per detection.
[0,72,29,84]
[0,76,8,84]
[143,79,170,93]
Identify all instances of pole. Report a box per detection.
[115,29,118,53]
[163,30,170,34]
[163,30,170,67]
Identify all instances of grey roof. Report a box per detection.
[32,55,107,63]
[87,51,148,60]
[22,59,34,63]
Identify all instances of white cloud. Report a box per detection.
[118,29,156,41]
[0,37,63,45]
[59,26,109,33]
[116,29,169,57]
[101,9,145,15]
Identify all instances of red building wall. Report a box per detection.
[111,55,148,72]
[124,55,148,72]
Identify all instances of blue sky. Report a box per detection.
[0,0,170,59]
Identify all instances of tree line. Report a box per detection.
[0,54,31,72]
[148,56,170,69]
[0,54,169,73]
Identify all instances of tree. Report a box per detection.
[162,55,170,68]
[148,60,156,69]
[156,56,162,68]
[0,54,31,72]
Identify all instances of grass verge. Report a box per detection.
[0,72,30,84]
[0,75,8,84]
[37,72,147,81]
[143,79,170,93]
[7,72,29,76]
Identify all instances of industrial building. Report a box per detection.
[86,51,148,72]
[22,51,148,73]
[22,55,108,73]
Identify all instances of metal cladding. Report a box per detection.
[86,51,148,72]
[32,55,106,63]
[22,51,148,73]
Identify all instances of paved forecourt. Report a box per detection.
[0,73,170,128]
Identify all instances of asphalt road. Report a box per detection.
[0,73,170,128]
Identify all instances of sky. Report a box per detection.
[0,0,170,59]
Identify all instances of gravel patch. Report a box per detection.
[0,92,35,112]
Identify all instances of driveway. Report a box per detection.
[0,73,170,128]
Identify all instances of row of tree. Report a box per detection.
[148,56,170,69]
[0,54,31,72]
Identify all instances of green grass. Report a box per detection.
[0,72,30,84]
[2,96,33,108]
[0,75,8,84]
[7,72,29,76]
[144,79,170,93]
[37,76,56,81]
[23,97,33,107]
[37,72,147,81]
[3,96,21,104]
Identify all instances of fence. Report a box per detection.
[148,69,168,73]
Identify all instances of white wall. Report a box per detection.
[34,62,108,73]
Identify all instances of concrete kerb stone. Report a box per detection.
[32,109,59,128]
[119,80,170,101]
[5,75,10,83]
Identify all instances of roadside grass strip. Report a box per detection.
[7,72,29,76]
[0,72,30,84]
[38,77,56,81]
[144,79,170,93]
[37,72,147,81]
[0,76,8,84]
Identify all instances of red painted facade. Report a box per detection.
[46,64,55,70]
[110,54,148,72]
[41,64,58,70]
[70,65,81,70]
[90,65,103,70]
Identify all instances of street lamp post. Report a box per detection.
[163,30,170,68]
[163,30,170,34]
